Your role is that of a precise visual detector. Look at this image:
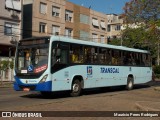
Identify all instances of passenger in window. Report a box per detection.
[71,50,79,63]
[99,51,105,64]
[25,50,30,67]
[112,52,118,65]
[106,50,112,65]
[128,53,135,65]
[93,54,98,63]
[85,48,91,63]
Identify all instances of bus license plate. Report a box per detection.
[23,88,30,91]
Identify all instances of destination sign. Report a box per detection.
[20,39,49,46]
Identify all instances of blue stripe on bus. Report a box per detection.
[14,76,52,91]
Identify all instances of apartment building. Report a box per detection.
[23,0,66,38]
[65,2,90,40]
[106,14,123,41]
[90,10,108,43]
[0,0,22,81]
[23,0,123,44]
[0,0,22,56]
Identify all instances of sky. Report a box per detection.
[68,0,130,14]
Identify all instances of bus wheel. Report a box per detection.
[126,77,134,90]
[70,79,82,97]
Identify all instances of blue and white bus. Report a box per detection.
[14,36,152,96]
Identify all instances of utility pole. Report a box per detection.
[158,42,160,65]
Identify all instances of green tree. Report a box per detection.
[121,0,160,64]
[109,26,147,48]
[0,60,9,85]
[0,60,9,71]
[122,0,160,24]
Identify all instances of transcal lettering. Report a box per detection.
[100,67,119,73]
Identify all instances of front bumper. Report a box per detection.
[13,77,52,91]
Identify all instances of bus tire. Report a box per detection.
[126,76,134,90]
[70,79,82,97]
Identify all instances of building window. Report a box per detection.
[52,6,60,17]
[100,21,106,30]
[65,28,72,37]
[115,25,121,31]
[92,33,98,42]
[5,0,21,11]
[52,25,60,35]
[80,30,89,40]
[107,25,111,32]
[40,2,47,14]
[92,18,99,28]
[100,35,105,43]
[39,22,46,33]
[80,14,89,24]
[4,22,19,35]
[65,10,73,22]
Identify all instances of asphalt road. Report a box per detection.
[0,81,160,119]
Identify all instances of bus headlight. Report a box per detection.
[39,74,48,83]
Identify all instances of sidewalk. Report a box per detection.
[136,79,160,111]
[136,101,160,111]
[0,81,14,88]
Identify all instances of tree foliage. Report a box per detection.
[0,60,8,71]
[109,27,148,48]
[119,0,160,64]
[0,60,14,71]
[122,0,160,25]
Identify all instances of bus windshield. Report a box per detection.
[15,44,49,74]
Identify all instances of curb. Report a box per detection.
[136,103,160,111]
[0,86,13,88]
[135,102,160,111]
[0,82,13,88]
[154,87,160,91]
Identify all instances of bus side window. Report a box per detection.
[141,54,145,66]
[123,52,128,65]
[128,52,135,65]
[60,49,68,64]
[84,47,91,63]
[132,53,136,65]
[70,44,83,63]
[135,53,140,65]
[118,51,123,65]
[99,48,106,64]
[106,49,112,65]
[91,47,98,63]
[145,54,150,66]
[112,50,118,65]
